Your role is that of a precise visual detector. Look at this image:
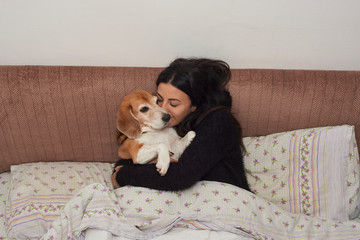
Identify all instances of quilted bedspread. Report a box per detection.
[41,181,360,240]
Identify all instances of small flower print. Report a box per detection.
[314,223,321,229]
[201,182,208,187]
[135,207,142,213]
[212,190,219,196]
[272,175,278,181]
[184,202,192,208]
[347,181,353,187]
[214,206,221,211]
[223,198,230,203]
[271,190,276,197]
[155,209,163,215]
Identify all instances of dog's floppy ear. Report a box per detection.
[116,103,142,139]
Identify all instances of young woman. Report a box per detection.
[112,58,251,192]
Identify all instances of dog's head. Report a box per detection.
[116,90,171,139]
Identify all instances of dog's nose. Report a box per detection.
[162,113,171,123]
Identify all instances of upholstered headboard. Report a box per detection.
[1,66,360,173]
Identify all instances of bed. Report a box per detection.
[1,66,360,239]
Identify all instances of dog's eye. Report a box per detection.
[140,106,149,113]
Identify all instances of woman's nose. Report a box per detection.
[161,102,170,112]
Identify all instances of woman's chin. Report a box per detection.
[166,122,176,128]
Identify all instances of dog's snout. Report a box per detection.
[162,113,171,123]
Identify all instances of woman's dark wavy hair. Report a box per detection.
[156,58,245,153]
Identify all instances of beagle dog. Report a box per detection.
[116,90,196,176]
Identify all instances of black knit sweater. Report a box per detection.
[114,109,251,192]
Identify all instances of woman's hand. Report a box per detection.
[111,166,122,189]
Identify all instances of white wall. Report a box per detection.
[1,0,360,70]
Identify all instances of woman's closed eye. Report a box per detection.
[156,97,179,108]
[170,102,179,107]
[156,99,164,108]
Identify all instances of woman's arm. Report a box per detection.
[114,110,239,191]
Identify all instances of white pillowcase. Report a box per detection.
[0,172,10,239]
[5,162,114,240]
[244,125,360,221]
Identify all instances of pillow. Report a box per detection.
[0,172,10,239]
[244,125,360,221]
[5,161,114,239]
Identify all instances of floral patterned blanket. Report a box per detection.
[41,181,360,240]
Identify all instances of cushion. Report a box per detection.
[0,172,10,239]
[5,162,114,239]
[243,125,360,221]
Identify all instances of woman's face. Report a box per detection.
[156,83,196,127]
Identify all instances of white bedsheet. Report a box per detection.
[0,172,251,240]
[85,228,251,240]
[3,171,360,240]
[41,182,360,240]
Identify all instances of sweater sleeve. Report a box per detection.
[115,109,240,191]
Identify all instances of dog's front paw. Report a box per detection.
[184,131,196,146]
[156,159,170,176]
[156,149,170,176]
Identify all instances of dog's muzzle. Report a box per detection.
[162,113,171,123]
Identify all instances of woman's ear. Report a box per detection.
[191,105,197,112]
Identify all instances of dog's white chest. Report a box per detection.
[137,128,179,146]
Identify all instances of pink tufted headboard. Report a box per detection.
[1,66,360,173]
